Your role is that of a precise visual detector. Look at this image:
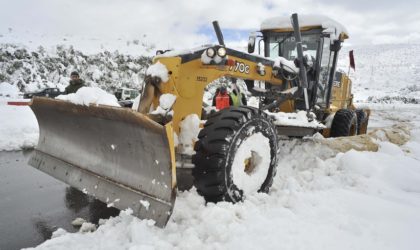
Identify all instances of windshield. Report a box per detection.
[267,32,320,61]
[265,30,335,107]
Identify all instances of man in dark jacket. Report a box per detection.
[65,71,85,94]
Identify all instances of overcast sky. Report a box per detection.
[0,0,419,51]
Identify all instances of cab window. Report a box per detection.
[316,37,333,106]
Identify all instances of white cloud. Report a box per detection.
[0,0,418,53]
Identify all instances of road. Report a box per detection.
[0,150,119,250]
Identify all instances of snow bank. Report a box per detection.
[266,110,325,129]
[146,61,169,82]
[0,82,21,98]
[56,87,120,107]
[16,105,420,250]
[32,137,420,250]
[0,101,38,151]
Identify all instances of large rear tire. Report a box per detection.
[355,109,366,135]
[192,106,278,203]
[330,109,358,137]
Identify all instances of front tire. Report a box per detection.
[192,106,278,203]
[330,109,358,137]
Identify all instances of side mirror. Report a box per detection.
[248,32,257,53]
[330,40,342,52]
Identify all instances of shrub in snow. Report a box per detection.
[0,43,152,94]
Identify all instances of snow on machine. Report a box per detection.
[28,14,370,227]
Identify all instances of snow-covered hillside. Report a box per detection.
[0,44,152,93]
[339,44,420,104]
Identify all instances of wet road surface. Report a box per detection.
[0,150,119,250]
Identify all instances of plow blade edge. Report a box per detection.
[28,97,176,227]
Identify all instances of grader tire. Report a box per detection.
[355,109,366,135]
[330,109,358,137]
[192,106,278,203]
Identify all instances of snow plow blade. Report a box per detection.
[28,97,176,227]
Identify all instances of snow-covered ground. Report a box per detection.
[17,103,418,250]
[0,43,419,249]
[0,98,38,151]
[1,95,419,249]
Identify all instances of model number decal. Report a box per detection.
[196,76,207,82]
[229,61,250,74]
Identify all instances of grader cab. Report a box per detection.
[28,14,369,227]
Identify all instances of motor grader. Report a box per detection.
[28,14,369,227]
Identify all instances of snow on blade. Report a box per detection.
[266,110,325,129]
[56,87,120,107]
[146,61,169,82]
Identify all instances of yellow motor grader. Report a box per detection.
[28,14,369,227]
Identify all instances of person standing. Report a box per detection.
[65,71,85,94]
[230,81,247,106]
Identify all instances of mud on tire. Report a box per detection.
[192,106,278,203]
[330,109,358,137]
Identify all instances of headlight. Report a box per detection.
[206,48,216,58]
[217,47,227,57]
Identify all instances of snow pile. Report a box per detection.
[32,132,420,250]
[146,61,169,82]
[231,133,271,195]
[266,110,325,129]
[51,229,67,239]
[79,223,97,233]
[150,93,177,116]
[71,218,87,227]
[178,114,201,155]
[0,100,38,151]
[0,82,20,98]
[56,87,120,107]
